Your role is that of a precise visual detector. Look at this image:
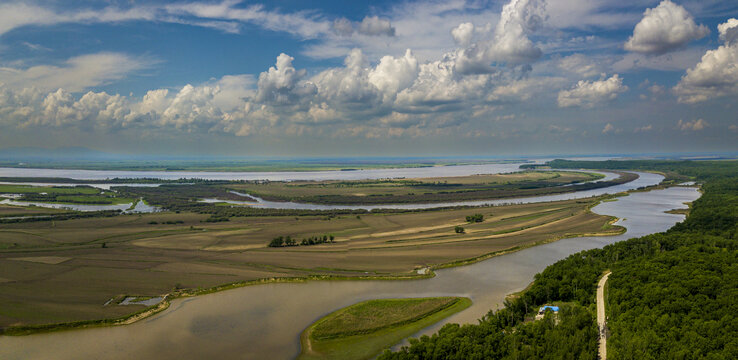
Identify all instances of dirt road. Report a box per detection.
[597,271,611,360]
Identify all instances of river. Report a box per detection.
[0,163,532,182]
[0,185,700,360]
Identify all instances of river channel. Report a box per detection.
[0,163,531,182]
[0,184,700,360]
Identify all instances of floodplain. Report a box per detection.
[0,172,624,330]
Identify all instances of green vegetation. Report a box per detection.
[465,213,484,223]
[0,184,101,195]
[380,159,738,360]
[0,184,133,205]
[300,297,471,360]
[224,171,617,205]
[454,226,465,233]
[269,234,335,247]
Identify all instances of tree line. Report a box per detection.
[380,160,738,359]
[268,234,335,247]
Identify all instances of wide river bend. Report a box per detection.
[0,184,700,359]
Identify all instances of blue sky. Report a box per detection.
[0,0,736,156]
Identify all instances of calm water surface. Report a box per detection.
[0,163,531,181]
[0,186,699,360]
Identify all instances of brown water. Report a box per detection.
[0,186,699,360]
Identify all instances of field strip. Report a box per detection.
[354,212,596,250]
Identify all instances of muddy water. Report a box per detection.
[0,186,700,360]
[0,163,531,181]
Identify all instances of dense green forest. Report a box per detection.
[380,160,738,360]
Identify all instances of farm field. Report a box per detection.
[0,195,621,329]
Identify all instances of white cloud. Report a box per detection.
[0,2,151,35]
[677,118,708,131]
[357,16,396,37]
[674,18,738,103]
[454,0,546,72]
[557,74,628,108]
[0,52,151,92]
[368,50,419,100]
[330,16,396,37]
[557,54,603,78]
[332,18,354,36]
[451,22,475,46]
[255,53,315,104]
[718,18,738,45]
[165,1,331,39]
[602,123,616,133]
[624,0,708,55]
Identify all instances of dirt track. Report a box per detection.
[597,271,611,360]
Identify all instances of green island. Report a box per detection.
[299,297,471,360]
[224,170,611,205]
[379,159,737,360]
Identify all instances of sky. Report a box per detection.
[0,0,737,157]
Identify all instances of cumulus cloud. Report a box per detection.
[624,0,708,55]
[674,19,738,103]
[718,18,738,45]
[491,0,546,62]
[0,52,151,92]
[451,0,546,73]
[368,50,419,100]
[677,119,708,131]
[0,43,557,138]
[255,53,315,104]
[557,74,628,108]
[451,22,475,46]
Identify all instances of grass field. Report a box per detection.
[0,185,133,205]
[0,185,101,195]
[0,194,622,330]
[225,171,603,204]
[0,204,70,218]
[299,297,471,360]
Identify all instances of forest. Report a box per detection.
[380,160,737,360]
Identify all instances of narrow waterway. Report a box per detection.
[0,186,699,360]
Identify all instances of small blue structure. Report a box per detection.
[538,306,559,314]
